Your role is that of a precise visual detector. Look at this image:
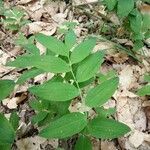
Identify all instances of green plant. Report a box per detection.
[1,30,130,149]
[102,0,150,52]
[0,2,30,31]
[0,112,19,150]
[137,74,150,96]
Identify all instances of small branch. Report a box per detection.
[68,57,83,101]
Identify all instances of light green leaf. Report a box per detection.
[129,9,142,33]
[76,51,104,82]
[117,0,134,17]
[39,113,87,139]
[0,113,15,144]
[136,85,150,96]
[98,69,117,83]
[95,107,116,118]
[29,99,44,111]
[7,55,70,73]
[103,0,117,11]
[75,135,92,150]
[65,30,76,50]
[79,78,94,88]
[50,101,70,116]
[35,33,68,56]
[144,74,150,82]
[23,44,40,55]
[9,112,19,131]
[133,40,143,51]
[0,80,15,101]
[17,68,44,84]
[70,38,96,64]
[87,117,130,139]
[85,77,119,107]
[142,14,150,32]
[32,111,48,124]
[29,82,79,101]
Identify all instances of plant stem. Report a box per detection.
[68,57,83,101]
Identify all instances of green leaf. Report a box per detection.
[70,38,96,64]
[85,77,119,107]
[79,78,94,88]
[65,30,76,50]
[87,117,130,139]
[129,9,142,34]
[7,55,70,73]
[0,80,15,101]
[32,111,48,124]
[144,74,150,82]
[0,144,11,150]
[9,112,19,131]
[136,85,150,96]
[142,14,150,32]
[15,33,34,46]
[23,44,40,55]
[132,40,143,51]
[75,135,92,150]
[50,101,70,116]
[29,82,79,101]
[103,0,117,11]
[76,51,104,82]
[35,33,68,56]
[29,99,45,111]
[0,114,15,144]
[95,107,116,118]
[39,112,87,139]
[117,0,134,17]
[98,70,117,83]
[145,30,150,39]
[38,113,54,127]
[17,68,44,84]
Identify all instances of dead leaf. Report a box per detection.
[101,141,117,150]
[17,0,34,5]
[16,136,46,150]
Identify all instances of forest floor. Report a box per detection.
[0,0,150,150]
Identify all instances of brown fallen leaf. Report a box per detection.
[2,93,27,109]
[101,141,117,150]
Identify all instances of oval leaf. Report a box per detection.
[35,33,68,56]
[117,0,134,17]
[75,135,92,150]
[136,85,150,96]
[0,80,15,101]
[39,113,87,139]
[103,0,117,11]
[76,51,104,82]
[9,112,19,131]
[129,9,142,34]
[85,77,119,107]
[0,113,15,144]
[65,30,76,50]
[87,117,130,139]
[17,68,44,84]
[70,38,96,64]
[23,44,40,55]
[29,82,79,101]
[7,55,70,73]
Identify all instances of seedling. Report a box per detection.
[1,30,131,149]
[0,4,30,31]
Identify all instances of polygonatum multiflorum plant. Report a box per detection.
[0,30,131,149]
[102,0,150,52]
